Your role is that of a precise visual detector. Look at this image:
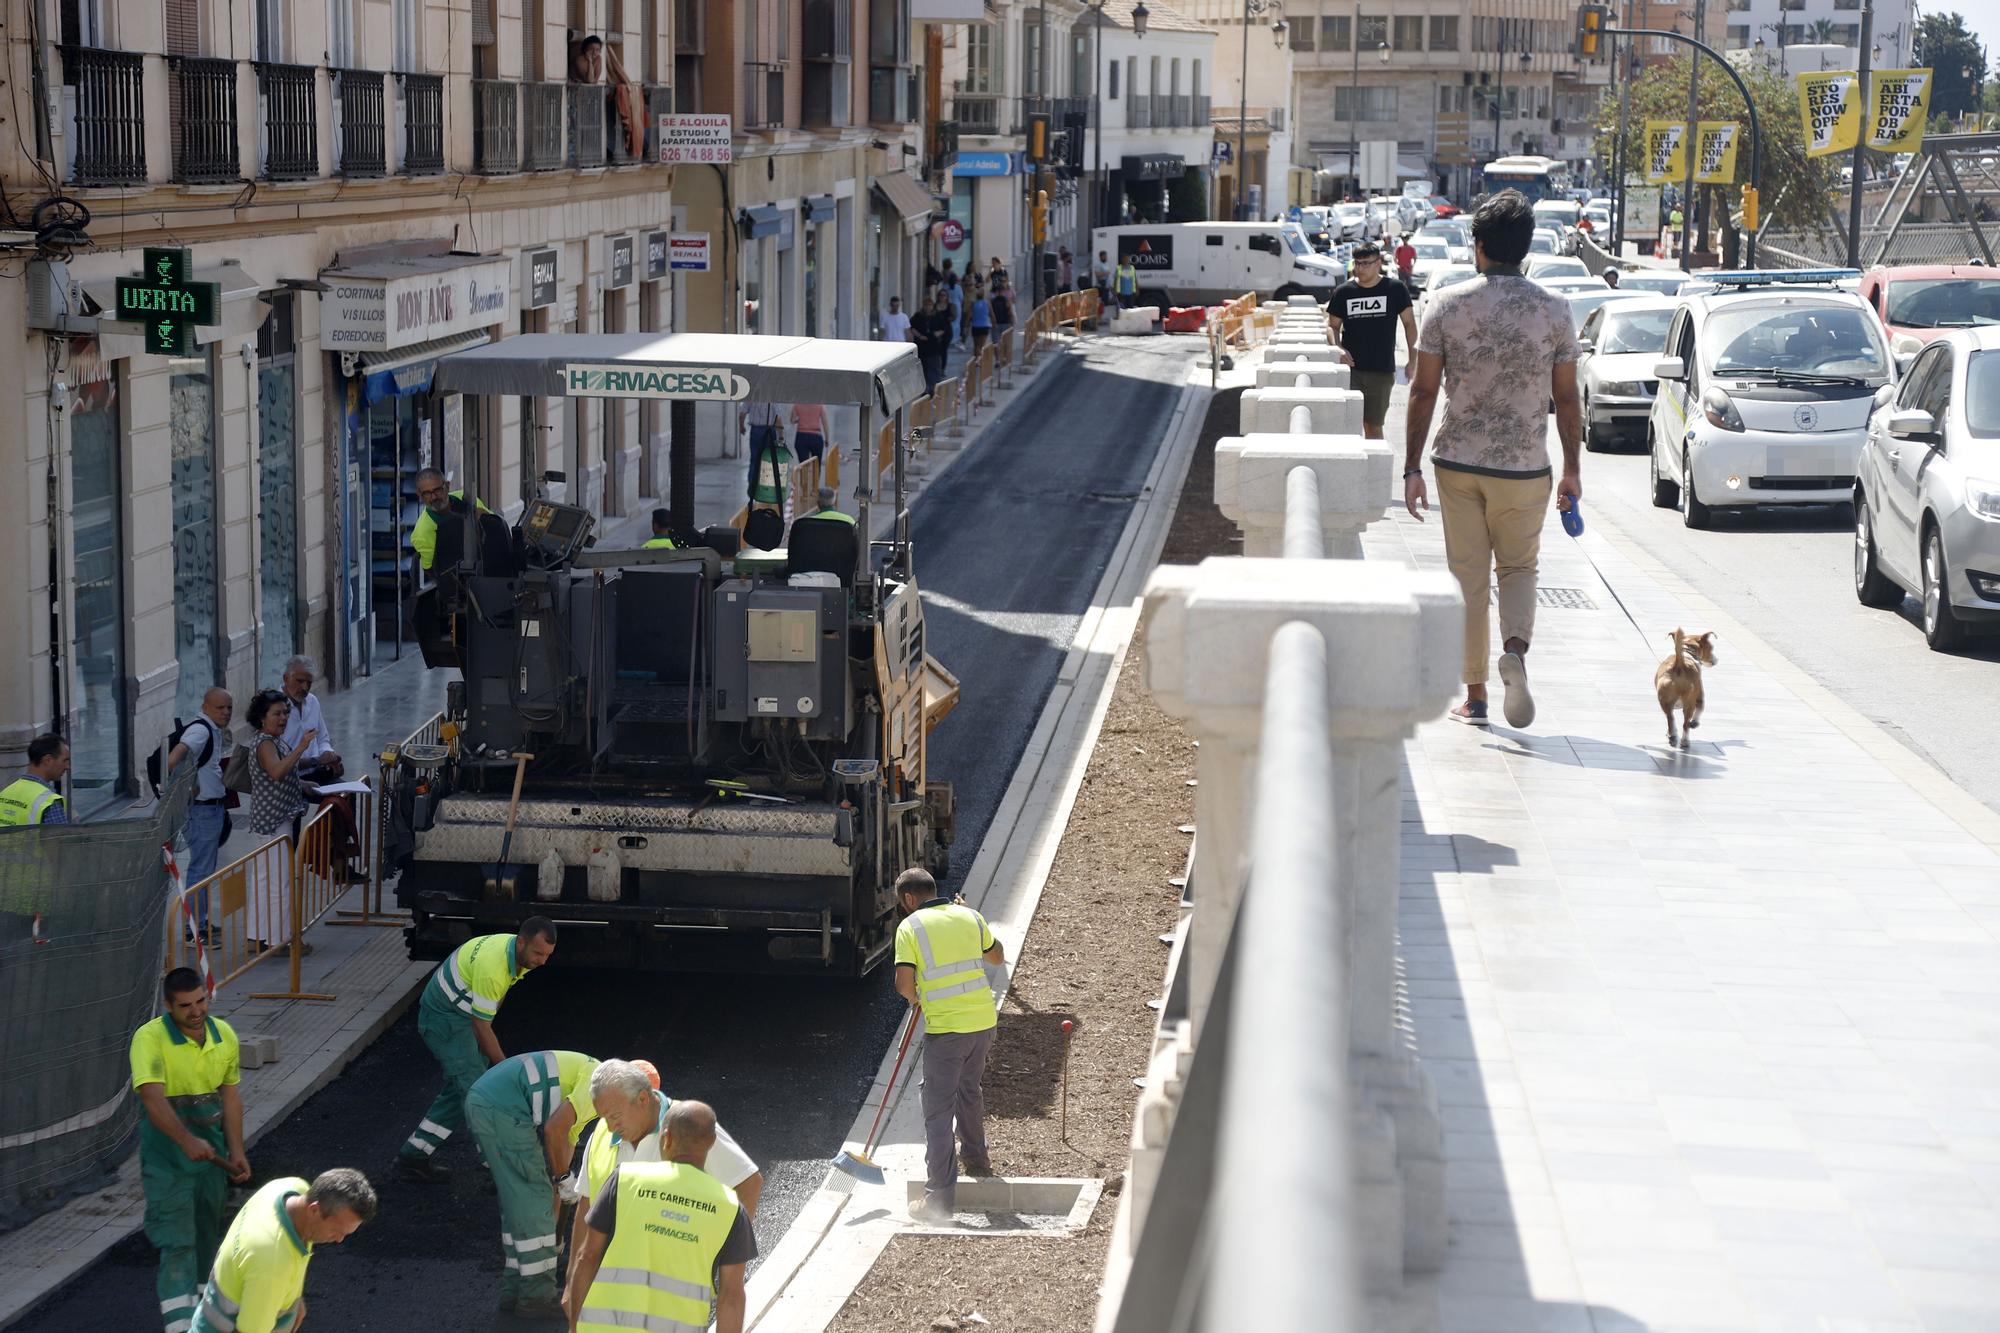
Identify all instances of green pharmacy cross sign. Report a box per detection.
[115,247,220,356]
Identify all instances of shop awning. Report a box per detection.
[805,194,837,223]
[1314,152,1434,181]
[739,206,784,239]
[82,259,266,352]
[357,330,492,404]
[434,332,929,415]
[871,171,935,236]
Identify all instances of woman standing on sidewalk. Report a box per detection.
[246,689,312,953]
[969,281,993,356]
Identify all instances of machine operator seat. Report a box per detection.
[787,513,860,587]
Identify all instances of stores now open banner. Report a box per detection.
[1798,68,1932,157]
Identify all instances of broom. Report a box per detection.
[831,1008,919,1185]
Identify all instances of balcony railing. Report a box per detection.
[1129,91,1152,128]
[1172,94,1192,127]
[568,84,606,167]
[869,65,910,124]
[258,63,318,179]
[522,82,564,170]
[64,47,147,186]
[643,84,673,159]
[1196,94,1212,124]
[742,62,785,129]
[170,56,239,184]
[473,78,518,173]
[400,72,443,174]
[335,69,385,176]
[950,90,1004,135]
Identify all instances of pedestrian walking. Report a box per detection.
[1393,233,1417,285]
[165,690,234,937]
[790,402,829,468]
[1327,241,1418,442]
[132,967,252,1333]
[1059,247,1075,290]
[0,733,70,827]
[913,294,949,391]
[943,272,966,348]
[1093,250,1112,306]
[893,867,1004,1224]
[987,256,1008,291]
[466,1050,601,1319]
[563,1063,763,1299]
[190,1169,375,1333]
[397,920,558,1181]
[878,295,911,345]
[968,281,993,355]
[244,690,312,953]
[564,1100,757,1333]
[1402,188,1582,729]
[991,280,1015,345]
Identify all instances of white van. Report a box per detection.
[1092,222,1347,306]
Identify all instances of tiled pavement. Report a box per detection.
[1367,402,2000,1330]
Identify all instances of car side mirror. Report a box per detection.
[1872,384,1895,409]
[1653,357,1687,382]
[1577,337,1594,352]
[1890,333,1923,357]
[1885,407,1936,441]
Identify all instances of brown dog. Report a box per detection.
[1655,629,1716,749]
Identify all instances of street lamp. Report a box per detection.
[1132,1,1149,38]
[1234,0,1285,219]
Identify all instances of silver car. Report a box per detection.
[1577,298,1678,451]
[1854,326,2000,649]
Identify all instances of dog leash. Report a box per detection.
[1562,500,1658,657]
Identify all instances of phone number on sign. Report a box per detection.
[663,146,730,163]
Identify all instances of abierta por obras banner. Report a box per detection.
[1865,69,1932,152]
[1797,70,1861,157]
[1693,121,1741,185]
[1642,121,1688,184]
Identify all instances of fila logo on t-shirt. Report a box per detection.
[1346,294,1389,317]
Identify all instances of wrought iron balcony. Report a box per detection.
[171,56,239,184]
[400,72,443,174]
[949,90,1004,135]
[473,78,518,173]
[1129,91,1152,129]
[642,84,673,159]
[258,62,319,179]
[568,83,606,167]
[64,47,147,185]
[522,82,565,170]
[335,69,385,176]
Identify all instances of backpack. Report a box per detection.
[147,716,220,798]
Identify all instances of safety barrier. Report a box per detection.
[975,346,996,407]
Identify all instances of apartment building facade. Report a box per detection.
[1715,0,1914,68]
[2,0,925,815]
[1182,1,1305,219]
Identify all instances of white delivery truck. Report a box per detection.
[1091,221,1347,307]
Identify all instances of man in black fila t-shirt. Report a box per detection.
[1326,242,1419,440]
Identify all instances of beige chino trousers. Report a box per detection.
[1436,465,1551,685]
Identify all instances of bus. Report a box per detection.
[1480,155,1573,206]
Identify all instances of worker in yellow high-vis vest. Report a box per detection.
[189,1168,375,1333]
[892,867,1004,1225]
[0,733,70,827]
[565,1099,757,1333]
[642,507,678,550]
[410,468,492,572]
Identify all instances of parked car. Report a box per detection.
[1428,195,1462,219]
[1648,270,1895,528]
[1414,263,1480,324]
[1855,265,2000,346]
[1526,255,1593,284]
[1578,297,1679,451]
[1404,238,1456,294]
[1533,199,1582,252]
[1420,217,1473,263]
[1565,287,1638,335]
[1330,202,1372,241]
[1616,270,1691,298]
[1853,327,2000,649]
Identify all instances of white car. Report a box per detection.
[1853,327,2000,649]
[1648,270,1895,528]
[1330,203,1371,241]
[1578,297,1678,451]
[1533,200,1582,252]
[1414,263,1480,324]
[1405,238,1456,294]
[1527,255,1592,284]
[1565,287,1638,335]
[1420,217,1473,264]
[1615,270,1689,298]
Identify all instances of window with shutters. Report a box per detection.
[393,0,421,71]
[1429,16,1457,51]
[1321,16,1349,51]
[253,0,284,62]
[1393,16,1423,51]
[165,0,202,56]
[59,0,108,48]
[328,0,356,69]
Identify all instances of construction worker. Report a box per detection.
[642,506,677,550]
[0,733,71,826]
[190,1168,376,1333]
[563,1060,764,1297]
[397,918,558,1182]
[565,1100,757,1333]
[410,467,492,572]
[1114,257,1139,309]
[465,1049,601,1320]
[132,967,252,1333]
[892,867,1004,1225]
[795,486,856,528]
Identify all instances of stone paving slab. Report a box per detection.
[1365,467,2000,1331]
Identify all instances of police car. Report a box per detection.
[1647,269,1897,529]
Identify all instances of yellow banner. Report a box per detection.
[1693,121,1741,184]
[1798,71,1860,157]
[1866,68,1932,151]
[1643,121,1688,184]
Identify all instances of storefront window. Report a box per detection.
[67,340,128,814]
[171,350,219,722]
[743,237,764,333]
[258,296,299,684]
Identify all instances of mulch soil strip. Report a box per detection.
[825,388,1243,1332]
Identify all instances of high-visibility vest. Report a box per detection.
[410,491,490,570]
[421,932,527,1023]
[895,902,997,1034]
[0,777,62,827]
[191,1177,313,1333]
[643,535,678,549]
[1116,264,1138,295]
[577,1161,740,1333]
[798,508,856,527]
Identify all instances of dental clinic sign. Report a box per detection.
[562,364,752,400]
[320,257,515,351]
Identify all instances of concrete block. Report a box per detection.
[237,1034,280,1069]
[1213,431,1392,558]
[1239,387,1364,436]
[1109,307,1159,334]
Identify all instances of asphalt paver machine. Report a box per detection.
[387,333,958,975]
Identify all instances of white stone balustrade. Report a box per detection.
[1255,361,1351,389]
[1238,386,1364,435]
[1284,294,1322,309]
[1260,343,1342,363]
[1214,432,1391,558]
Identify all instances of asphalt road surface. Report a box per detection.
[24,335,1196,1332]
[1582,433,2000,816]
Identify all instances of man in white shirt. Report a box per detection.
[279,656,341,781]
[879,296,912,345]
[166,688,235,936]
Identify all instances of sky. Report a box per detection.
[1946,5,2000,74]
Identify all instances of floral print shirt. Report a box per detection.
[1415,269,1579,476]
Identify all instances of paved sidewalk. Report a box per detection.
[1371,403,2000,1329]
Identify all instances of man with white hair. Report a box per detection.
[563,1059,762,1297]
[278,657,340,781]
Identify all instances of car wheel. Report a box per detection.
[1582,395,1603,452]
[1853,494,1904,609]
[1922,523,1966,652]
[1650,433,1679,508]
[1680,446,1712,529]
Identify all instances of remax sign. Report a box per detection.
[562,364,752,400]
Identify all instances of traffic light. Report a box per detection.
[1027,113,1050,163]
[1032,189,1050,245]
[1574,4,1608,57]
[1741,186,1759,233]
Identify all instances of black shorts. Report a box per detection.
[1352,371,1395,427]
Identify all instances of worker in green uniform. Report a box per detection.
[893,867,1004,1225]
[397,918,558,1182]
[642,507,677,550]
[566,1099,757,1333]
[0,733,70,826]
[795,487,856,528]
[190,1168,375,1333]
[465,1049,601,1320]
[410,467,492,572]
[130,967,252,1333]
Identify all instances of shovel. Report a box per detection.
[482,752,535,900]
